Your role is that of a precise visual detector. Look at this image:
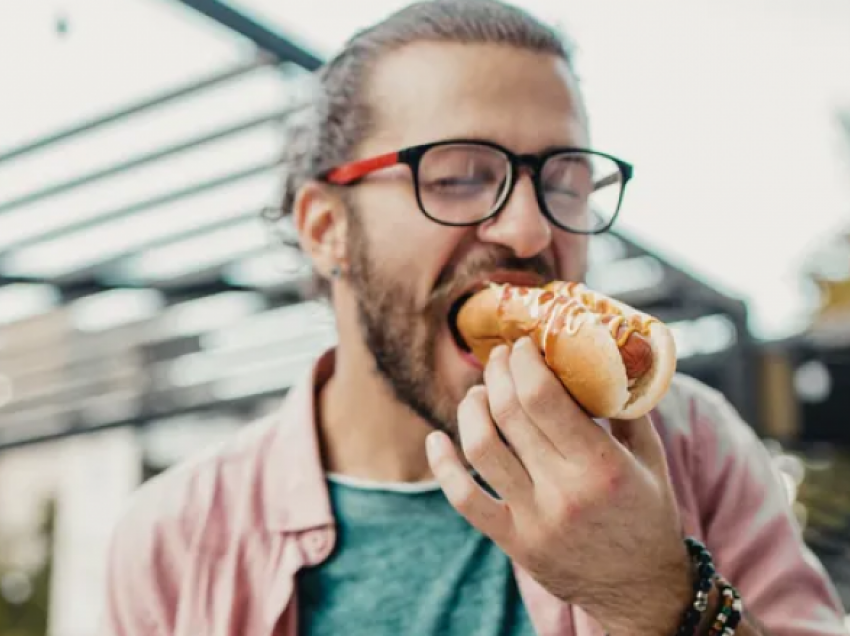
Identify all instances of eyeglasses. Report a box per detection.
[320,139,633,235]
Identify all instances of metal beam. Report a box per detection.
[53,211,263,282]
[177,0,323,71]
[0,58,273,165]
[0,268,306,306]
[119,271,308,306]
[0,161,277,257]
[0,110,286,214]
[0,385,290,452]
[614,230,748,321]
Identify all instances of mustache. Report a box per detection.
[429,248,556,308]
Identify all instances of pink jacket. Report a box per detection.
[100,349,847,636]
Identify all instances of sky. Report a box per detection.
[1,0,849,339]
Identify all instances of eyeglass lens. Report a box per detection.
[416,143,622,232]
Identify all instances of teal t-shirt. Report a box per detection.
[296,474,537,636]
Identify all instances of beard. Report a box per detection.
[344,209,557,440]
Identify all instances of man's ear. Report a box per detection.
[292,181,349,277]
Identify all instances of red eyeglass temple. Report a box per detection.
[324,151,400,185]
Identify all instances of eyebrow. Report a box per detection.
[536,142,591,154]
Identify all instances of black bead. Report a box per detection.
[698,563,716,578]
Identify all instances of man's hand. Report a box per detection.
[426,337,692,636]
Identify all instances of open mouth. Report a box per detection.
[445,270,547,354]
[448,292,476,353]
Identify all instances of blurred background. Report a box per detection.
[0,0,849,634]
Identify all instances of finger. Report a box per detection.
[509,336,613,457]
[609,413,669,475]
[457,385,533,502]
[426,431,514,544]
[483,344,561,470]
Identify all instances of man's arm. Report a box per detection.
[98,489,179,636]
[686,381,847,636]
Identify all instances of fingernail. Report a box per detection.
[426,432,443,455]
[517,336,535,350]
[466,384,486,398]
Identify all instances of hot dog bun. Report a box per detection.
[455,281,677,420]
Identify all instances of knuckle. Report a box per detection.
[449,481,479,513]
[601,467,625,497]
[561,499,585,524]
[488,392,525,425]
[590,464,627,500]
[515,375,563,415]
[547,494,585,525]
[460,425,500,465]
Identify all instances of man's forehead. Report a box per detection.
[362,41,587,154]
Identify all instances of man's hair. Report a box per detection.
[270,0,576,295]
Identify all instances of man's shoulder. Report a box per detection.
[111,409,284,551]
[658,373,726,424]
[650,373,781,526]
[653,373,763,459]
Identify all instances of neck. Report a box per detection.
[317,324,436,485]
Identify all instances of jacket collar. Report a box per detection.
[262,348,337,533]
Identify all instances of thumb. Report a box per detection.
[608,413,669,475]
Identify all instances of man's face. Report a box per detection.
[341,42,590,439]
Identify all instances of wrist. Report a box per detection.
[605,537,713,636]
[591,538,746,636]
[669,541,744,636]
[600,551,693,636]
[693,584,722,636]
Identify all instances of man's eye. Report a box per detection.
[545,185,580,198]
[427,176,491,192]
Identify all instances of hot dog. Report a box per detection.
[454,280,677,420]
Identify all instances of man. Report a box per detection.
[102,1,847,635]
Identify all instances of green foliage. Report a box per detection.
[0,498,54,636]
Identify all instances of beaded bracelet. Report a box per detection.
[600,537,745,636]
[707,573,743,636]
[675,537,716,636]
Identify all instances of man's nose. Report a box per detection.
[476,174,551,258]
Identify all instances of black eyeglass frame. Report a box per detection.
[321,138,634,235]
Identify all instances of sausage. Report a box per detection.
[547,282,655,379]
[600,314,654,379]
[617,328,653,379]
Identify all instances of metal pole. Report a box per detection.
[176,0,323,71]
[0,110,286,215]
[0,161,277,253]
[0,386,290,453]
[0,59,273,165]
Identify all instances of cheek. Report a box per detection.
[354,189,463,282]
[552,234,588,280]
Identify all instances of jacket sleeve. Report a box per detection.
[688,381,847,635]
[98,485,181,636]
